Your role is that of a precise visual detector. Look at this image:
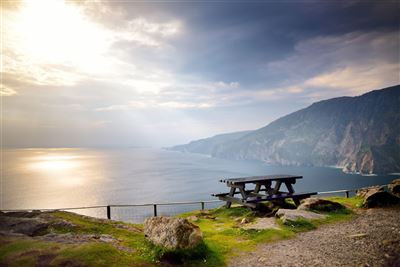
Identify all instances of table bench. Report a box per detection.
[212,174,317,209]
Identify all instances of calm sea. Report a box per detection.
[1,148,397,222]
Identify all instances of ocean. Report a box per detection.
[1,148,396,222]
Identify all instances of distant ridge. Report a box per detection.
[170,85,400,174]
[168,130,252,155]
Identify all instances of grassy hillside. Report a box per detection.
[0,197,362,266]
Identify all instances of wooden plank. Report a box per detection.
[220,174,302,185]
[245,192,317,203]
[216,195,257,209]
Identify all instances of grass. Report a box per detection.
[0,197,358,266]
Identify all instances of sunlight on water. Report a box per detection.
[28,154,85,186]
[30,155,81,171]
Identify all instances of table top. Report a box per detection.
[219,174,302,185]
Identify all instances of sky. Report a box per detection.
[1,0,399,148]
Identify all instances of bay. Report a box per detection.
[1,148,396,222]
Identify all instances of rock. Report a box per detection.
[241,217,280,230]
[0,216,49,236]
[187,216,199,222]
[348,233,368,238]
[298,198,345,212]
[388,179,400,198]
[356,186,384,199]
[276,209,326,224]
[362,191,399,208]
[144,217,203,250]
[240,218,249,224]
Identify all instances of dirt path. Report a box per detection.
[229,207,400,267]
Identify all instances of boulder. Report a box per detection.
[144,217,203,250]
[0,216,49,236]
[298,198,345,212]
[388,179,400,198]
[356,186,384,199]
[362,191,399,208]
[276,209,326,224]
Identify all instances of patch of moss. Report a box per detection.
[325,196,363,209]
[54,242,138,267]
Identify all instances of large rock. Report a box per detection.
[276,209,326,224]
[356,183,400,208]
[298,198,345,212]
[0,216,49,236]
[356,185,384,199]
[144,217,203,250]
[388,179,400,198]
[362,191,399,208]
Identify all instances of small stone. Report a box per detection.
[258,257,266,262]
[240,218,249,224]
[187,216,199,222]
[348,233,368,238]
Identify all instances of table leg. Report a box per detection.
[254,183,261,193]
[273,181,282,195]
[226,187,236,208]
[285,182,295,194]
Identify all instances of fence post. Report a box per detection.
[153,204,157,217]
[107,205,111,220]
[345,191,349,198]
[201,201,205,210]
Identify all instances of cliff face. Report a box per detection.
[212,85,400,174]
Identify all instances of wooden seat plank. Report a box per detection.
[244,192,317,203]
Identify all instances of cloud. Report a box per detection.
[2,0,181,89]
[304,63,399,93]
[265,31,399,99]
[0,85,17,96]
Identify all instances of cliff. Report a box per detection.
[212,85,400,174]
[172,85,400,174]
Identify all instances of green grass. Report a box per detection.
[325,196,363,208]
[0,197,358,266]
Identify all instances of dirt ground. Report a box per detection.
[230,206,400,267]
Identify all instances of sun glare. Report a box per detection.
[4,0,112,80]
[30,155,81,171]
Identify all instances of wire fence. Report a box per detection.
[1,185,387,223]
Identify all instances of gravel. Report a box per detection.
[229,206,400,267]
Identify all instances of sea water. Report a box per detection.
[1,148,396,222]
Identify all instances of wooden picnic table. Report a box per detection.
[212,174,317,209]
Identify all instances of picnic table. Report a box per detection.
[212,174,317,209]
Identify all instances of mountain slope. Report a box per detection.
[168,130,252,155]
[212,85,400,174]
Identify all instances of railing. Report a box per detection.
[0,185,387,223]
[0,200,223,222]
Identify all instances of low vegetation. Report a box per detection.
[0,197,361,266]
